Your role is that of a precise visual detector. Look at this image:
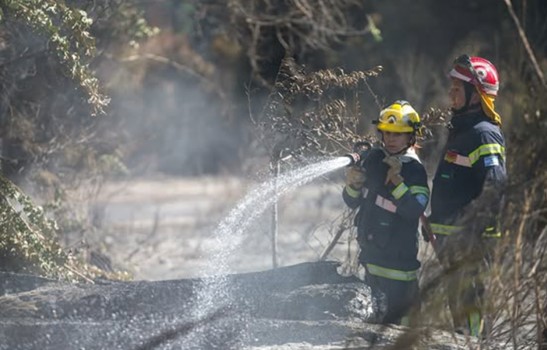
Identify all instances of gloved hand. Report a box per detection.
[345,166,366,190]
[420,215,434,243]
[383,156,404,185]
[422,229,431,242]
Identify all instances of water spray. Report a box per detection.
[184,156,354,348]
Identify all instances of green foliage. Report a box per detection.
[95,1,159,48]
[0,0,157,180]
[0,174,77,281]
[0,1,156,280]
[0,0,108,115]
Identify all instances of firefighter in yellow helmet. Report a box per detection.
[343,100,429,325]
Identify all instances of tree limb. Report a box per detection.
[503,0,546,88]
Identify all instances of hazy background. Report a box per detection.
[0,0,546,281]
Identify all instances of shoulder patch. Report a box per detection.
[415,194,428,208]
[483,155,500,167]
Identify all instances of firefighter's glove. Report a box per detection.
[420,216,433,243]
[346,166,366,190]
[422,229,431,242]
[383,156,404,185]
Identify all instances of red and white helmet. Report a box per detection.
[449,55,499,96]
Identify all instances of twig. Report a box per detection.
[270,157,280,268]
[319,209,353,260]
[511,191,531,348]
[503,0,546,88]
[63,263,94,284]
[126,210,161,261]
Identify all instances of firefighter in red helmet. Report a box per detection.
[428,55,507,337]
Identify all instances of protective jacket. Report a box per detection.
[429,109,507,237]
[428,108,507,337]
[343,147,429,279]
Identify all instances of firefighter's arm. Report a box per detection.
[384,157,429,220]
[342,166,365,209]
[459,132,507,236]
[471,130,507,187]
[458,177,506,237]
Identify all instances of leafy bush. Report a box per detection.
[0,174,130,281]
[0,0,154,281]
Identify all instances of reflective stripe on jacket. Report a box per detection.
[343,147,429,274]
[430,111,507,228]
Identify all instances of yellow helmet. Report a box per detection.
[374,100,421,134]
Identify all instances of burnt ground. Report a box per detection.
[1,175,512,349]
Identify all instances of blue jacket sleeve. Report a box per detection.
[471,130,507,189]
[459,129,507,235]
[389,163,430,221]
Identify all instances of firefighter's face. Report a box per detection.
[382,131,412,154]
[449,78,466,110]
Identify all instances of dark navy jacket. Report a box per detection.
[343,148,429,272]
[430,110,507,229]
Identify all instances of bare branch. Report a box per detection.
[503,0,546,88]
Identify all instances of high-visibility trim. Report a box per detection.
[345,185,361,198]
[468,310,483,337]
[366,263,418,281]
[482,226,501,238]
[375,195,397,213]
[444,144,505,168]
[468,143,505,165]
[482,232,501,238]
[391,182,409,200]
[430,223,464,235]
[431,223,501,238]
[410,186,429,196]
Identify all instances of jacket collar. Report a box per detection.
[399,147,421,164]
[449,109,491,132]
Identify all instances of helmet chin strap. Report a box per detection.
[452,81,480,114]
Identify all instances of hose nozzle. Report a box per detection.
[344,152,361,166]
[343,141,373,167]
